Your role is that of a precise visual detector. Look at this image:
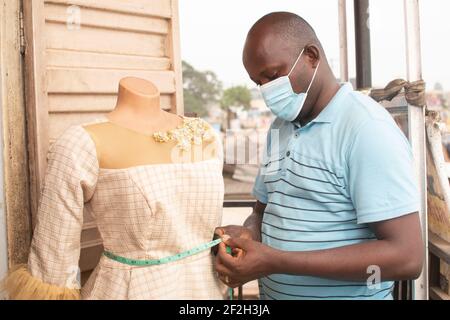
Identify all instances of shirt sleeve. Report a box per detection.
[2,126,99,300]
[347,118,420,224]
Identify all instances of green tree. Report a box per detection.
[220,86,252,110]
[220,85,252,129]
[182,61,222,117]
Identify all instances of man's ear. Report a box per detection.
[304,45,321,67]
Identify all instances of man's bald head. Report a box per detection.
[243,12,327,87]
[244,12,324,69]
[246,12,321,58]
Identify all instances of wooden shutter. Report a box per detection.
[22,0,184,283]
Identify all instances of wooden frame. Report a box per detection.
[22,0,49,229]
[167,0,184,115]
[404,0,429,300]
[0,0,32,266]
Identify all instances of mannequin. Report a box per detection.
[84,77,217,168]
[1,77,226,300]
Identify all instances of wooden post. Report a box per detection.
[22,0,49,229]
[354,0,372,89]
[338,0,349,82]
[167,0,184,115]
[404,0,428,300]
[0,0,32,267]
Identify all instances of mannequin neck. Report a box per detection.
[114,77,162,119]
[106,77,182,134]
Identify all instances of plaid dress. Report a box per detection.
[5,119,226,300]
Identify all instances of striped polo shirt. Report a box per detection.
[252,83,420,300]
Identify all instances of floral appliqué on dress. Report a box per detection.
[152,117,214,152]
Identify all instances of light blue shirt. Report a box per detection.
[252,83,420,300]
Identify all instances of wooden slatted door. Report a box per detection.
[22,0,184,284]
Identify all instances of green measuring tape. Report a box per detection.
[103,237,234,300]
[103,238,223,266]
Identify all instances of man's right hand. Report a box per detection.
[212,225,254,256]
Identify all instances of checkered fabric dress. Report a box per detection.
[6,119,226,300]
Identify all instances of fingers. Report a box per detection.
[226,280,241,288]
[212,230,229,255]
[217,242,229,258]
[214,225,253,240]
[215,244,245,288]
[217,236,249,267]
[217,273,241,288]
[217,273,243,288]
[216,264,242,288]
[214,227,225,237]
[214,226,236,237]
[217,242,238,269]
[223,236,249,250]
[218,273,227,284]
[232,247,244,258]
[214,253,232,276]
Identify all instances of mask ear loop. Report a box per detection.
[288,48,305,77]
[305,60,321,94]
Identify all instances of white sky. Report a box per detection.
[179,0,450,92]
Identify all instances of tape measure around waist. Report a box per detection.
[103,238,223,266]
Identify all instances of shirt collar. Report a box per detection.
[293,82,353,127]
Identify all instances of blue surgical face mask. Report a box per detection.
[259,49,320,122]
